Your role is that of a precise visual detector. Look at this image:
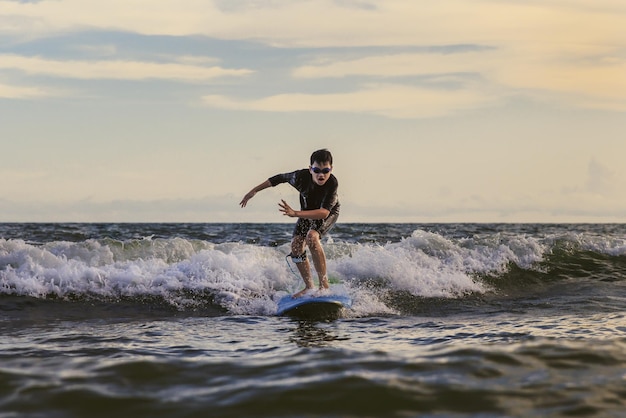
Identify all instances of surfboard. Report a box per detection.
[276,294,352,320]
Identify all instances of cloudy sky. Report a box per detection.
[1,0,624,223]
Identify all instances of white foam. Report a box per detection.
[0,239,292,313]
[3,227,618,316]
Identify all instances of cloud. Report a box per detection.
[292,44,626,112]
[2,0,624,112]
[0,54,253,82]
[1,0,220,40]
[292,51,494,79]
[3,0,624,47]
[0,81,49,98]
[202,82,500,118]
[207,38,626,116]
[490,44,626,112]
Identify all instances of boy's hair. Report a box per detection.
[310,149,333,166]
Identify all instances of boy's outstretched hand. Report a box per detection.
[278,200,297,217]
[239,191,256,208]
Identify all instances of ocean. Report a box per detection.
[1,223,625,417]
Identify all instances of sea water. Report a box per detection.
[1,223,625,417]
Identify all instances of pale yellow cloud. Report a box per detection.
[2,0,624,47]
[292,43,626,112]
[491,44,626,111]
[203,83,499,118]
[3,0,625,112]
[0,82,49,99]
[0,54,253,82]
[292,51,495,79]
[0,0,219,39]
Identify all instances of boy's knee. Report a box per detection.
[305,230,321,246]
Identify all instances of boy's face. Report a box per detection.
[310,161,332,186]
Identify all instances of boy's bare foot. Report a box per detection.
[292,287,314,298]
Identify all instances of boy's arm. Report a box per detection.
[278,200,330,220]
[240,180,272,208]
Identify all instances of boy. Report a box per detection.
[240,149,340,297]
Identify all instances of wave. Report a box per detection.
[1,229,625,316]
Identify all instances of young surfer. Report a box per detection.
[240,149,340,297]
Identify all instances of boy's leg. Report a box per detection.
[291,235,315,297]
[306,230,329,290]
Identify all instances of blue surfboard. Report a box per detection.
[277,294,352,319]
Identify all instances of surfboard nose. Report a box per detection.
[276,294,352,320]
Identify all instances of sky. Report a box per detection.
[1,0,625,223]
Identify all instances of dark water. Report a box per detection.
[1,223,625,417]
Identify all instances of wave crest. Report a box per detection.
[1,227,625,316]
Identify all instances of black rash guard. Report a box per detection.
[268,169,340,238]
[268,169,340,216]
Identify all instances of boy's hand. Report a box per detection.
[278,200,297,217]
[240,191,256,207]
